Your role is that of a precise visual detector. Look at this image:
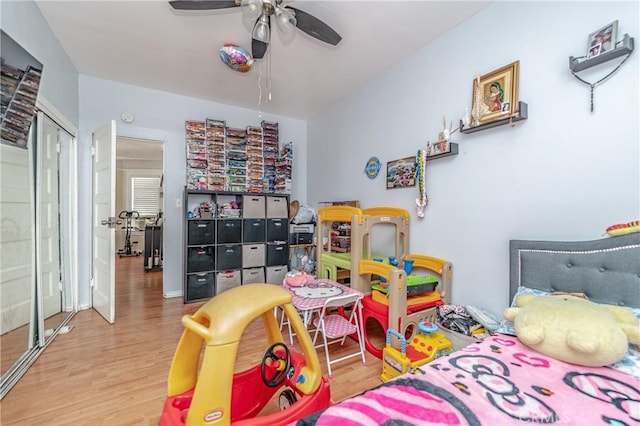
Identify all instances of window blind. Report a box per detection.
[131,177,160,216]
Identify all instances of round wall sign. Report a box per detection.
[364,157,381,179]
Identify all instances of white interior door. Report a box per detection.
[37,112,62,322]
[92,121,116,324]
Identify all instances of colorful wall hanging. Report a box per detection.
[415,149,428,218]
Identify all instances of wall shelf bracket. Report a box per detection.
[459,102,528,134]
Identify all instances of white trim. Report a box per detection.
[35,112,45,347]
[36,97,77,137]
[163,291,183,299]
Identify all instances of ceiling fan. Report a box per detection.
[169,0,342,60]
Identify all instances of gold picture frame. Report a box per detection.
[471,61,519,126]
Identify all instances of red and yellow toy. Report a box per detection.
[159,283,330,426]
[381,322,453,382]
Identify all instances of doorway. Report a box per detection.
[115,137,164,300]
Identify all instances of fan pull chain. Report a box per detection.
[257,60,264,118]
[267,45,272,102]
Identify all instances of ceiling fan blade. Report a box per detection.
[169,1,239,11]
[285,6,341,46]
[252,38,269,59]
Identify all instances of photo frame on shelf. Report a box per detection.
[471,61,519,127]
[427,140,451,157]
[386,157,416,189]
[587,20,618,58]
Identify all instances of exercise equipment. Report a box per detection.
[118,210,140,257]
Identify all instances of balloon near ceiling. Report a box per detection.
[219,44,254,73]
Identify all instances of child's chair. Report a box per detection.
[312,293,366,378]
[274,306,295,345]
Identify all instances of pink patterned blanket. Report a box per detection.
[296,336,640,425]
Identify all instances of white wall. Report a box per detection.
[78,76,307,304]
[307,2,639,315]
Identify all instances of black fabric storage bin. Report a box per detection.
[217,219,242,243]
[243,219,266,243]
[216,244,242,270]
[187,246,215,273]
[186,272,215,301]
[266,242,288,266]
[266,218,288,242]
[188,220,215,245]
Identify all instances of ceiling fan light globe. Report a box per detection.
[252,15,271,43]
[241,0,262,22]
[274,7,296,33]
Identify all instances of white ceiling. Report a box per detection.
[35,1,490,120]
[117,137,163,161]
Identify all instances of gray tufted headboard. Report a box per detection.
[509,233,640,309]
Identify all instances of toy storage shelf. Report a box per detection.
[459,101,528,134]
[318,200,359,254]
[569,34,634,73]
[183,189,290,303]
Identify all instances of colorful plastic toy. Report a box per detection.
[381,322,453,382]
[159,283,330,426]
[315,206,453,359]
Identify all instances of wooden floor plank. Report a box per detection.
[2,257,383,425]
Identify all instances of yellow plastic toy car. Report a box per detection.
[159,283,330,426]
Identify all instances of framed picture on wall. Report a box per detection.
[470,61,519,126]
[386,157,416,189]
[586,20,617,58]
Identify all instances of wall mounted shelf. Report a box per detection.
[569,34,634,73]
[460,101,528,134]
[427,142,458,160]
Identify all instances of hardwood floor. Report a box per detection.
[1,257,383,425]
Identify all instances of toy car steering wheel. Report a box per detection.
[418,321,439,335]
[261,342,291,388]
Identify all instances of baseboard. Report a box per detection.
[163,290,183,299]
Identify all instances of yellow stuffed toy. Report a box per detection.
[503,294,640,367]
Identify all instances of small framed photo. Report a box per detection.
[427,140,451,157]
[470,61,520,126]
[587,20,618,58]
[386,157,416,189]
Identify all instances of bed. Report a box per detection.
[295,233,640,425]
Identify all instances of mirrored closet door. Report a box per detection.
[0,111,76,398]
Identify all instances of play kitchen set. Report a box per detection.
[371,257,440,306]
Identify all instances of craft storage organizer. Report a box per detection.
[183,189,290,303]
